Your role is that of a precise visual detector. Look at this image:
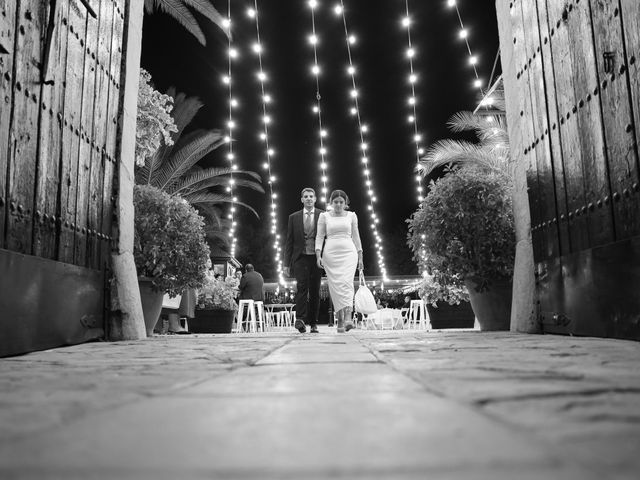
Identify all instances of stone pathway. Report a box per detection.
[1,328,639,479]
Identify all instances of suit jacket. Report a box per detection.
[284,208,324,270]
[239,271,265,301]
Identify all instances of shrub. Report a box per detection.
[417,274,469,307]
[134,185,210,296]
[197,274,239,311]
[135,69,177,167]
[407,167,515,292]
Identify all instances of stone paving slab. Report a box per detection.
[0,328,638,479]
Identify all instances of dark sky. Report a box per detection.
[141,0,500,278]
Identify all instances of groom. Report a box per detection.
[284,187,324,333]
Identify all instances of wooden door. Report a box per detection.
[0,0,125,356]
[499,0,640,339]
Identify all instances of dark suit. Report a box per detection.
[239,271,265,302]
[284,208,324,326]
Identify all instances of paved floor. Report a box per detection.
[1,327,639,479]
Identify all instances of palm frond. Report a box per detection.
[168,166,234,194]
[205,227,231,248]
[144,91,204,180]
[135,153,155,185]
[448,111,487,134]
[183,176,265,196]
[185,192,260,219]
[195,204,223,229]
[146,0,206,45]
[151,129,225,190]
[167,90,203,138]
[170,168,262,195]
[182,0,228,36]
[418,139,504,179]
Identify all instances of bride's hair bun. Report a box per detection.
[329,189,349,206]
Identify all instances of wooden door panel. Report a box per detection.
[73,3,99,268]
[33,0,69,260]
[545,0,591,254]
[6,1,46,254]
[523,0,559,260]
[537,0,571,256]
[512,0,544,261]
[620,0,640,171]
[58,0,87,263]
[590,0,640,239]
[0,0,16,248]
[566,1,614,248]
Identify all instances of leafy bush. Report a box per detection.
[408,167,515,292]
[197,274,239,311]
[417,274,469,307]
[134,185,210,296]
[135,69,177,167]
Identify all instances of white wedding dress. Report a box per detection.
[315,211,362,312]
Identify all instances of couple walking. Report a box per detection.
[284,187,364,333]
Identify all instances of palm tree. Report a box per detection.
[144,0,228,45]
[136,89,264,229]
[417,110,510,182]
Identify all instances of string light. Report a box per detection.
[335,1,388,280]
[224,0,239,257]
[401,0,425,203]
[307,1,332,203]
[248,0,285,283]
[446,0,483,90]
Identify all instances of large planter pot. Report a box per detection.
[464,278,513,331]
[426,301,475,329]
[190,309,236,333]
[138,278,164,336]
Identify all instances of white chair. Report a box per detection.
[408,299,431,330]
[236,299,256,333]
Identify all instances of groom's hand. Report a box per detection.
[283,267,290,277]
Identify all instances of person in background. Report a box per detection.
[315,189,364,333]
[239,264,264,302]
[402,295,412,309]
[284,187,324,334]
[238,264,265,332]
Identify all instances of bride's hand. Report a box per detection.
[358,260,364,271]
[317,258,323,269]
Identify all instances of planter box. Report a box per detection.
[427,301,475,329]
[190,309,236,334]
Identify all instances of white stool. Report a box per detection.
[272,311,282,329]
[254,301,266,332]
[236,299,256,333]
[408,299,430,330]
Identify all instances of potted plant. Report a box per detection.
[190,273,239,333]
[416,274,475,329]
[408,166,515,330]
[134,184,210,335]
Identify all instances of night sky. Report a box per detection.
[141,0,500,279]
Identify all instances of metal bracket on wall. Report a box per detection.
[603,51,616,74]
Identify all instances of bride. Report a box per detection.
[315,189,364,332]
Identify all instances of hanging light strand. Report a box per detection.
[401,0,425,204]
[224,0,239,257]
[308,1,330,203]
[248,1,284,282]
[335,1,387,279]
[447,0,482,90]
